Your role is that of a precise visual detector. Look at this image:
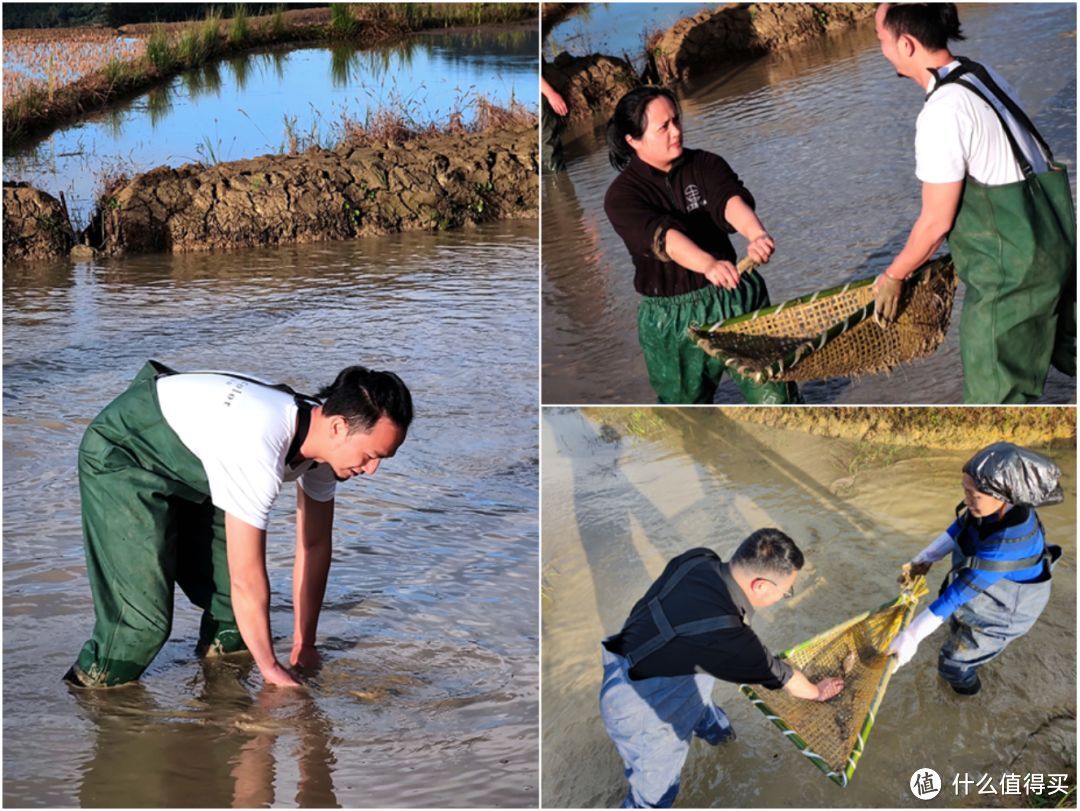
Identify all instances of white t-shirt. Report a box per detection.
[916,60,1050,186]
[157,373,337,530]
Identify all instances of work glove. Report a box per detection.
[888,608,944,670]
[873,273,903,325]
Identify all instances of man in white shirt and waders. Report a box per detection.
[871,3,1075,404]
[65,360,411,688]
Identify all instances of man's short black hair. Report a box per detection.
[730,529,804,577]
[881,3,965,51]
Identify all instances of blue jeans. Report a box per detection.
[599,645,734,808]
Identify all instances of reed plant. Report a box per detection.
[145,26,177,73]
[202,9,222,55]
[329,3,357,36]
[268,5,286,37]
[229,5,250,46]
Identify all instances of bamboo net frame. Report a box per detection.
[739,577,929,787]
[690,257,957,383]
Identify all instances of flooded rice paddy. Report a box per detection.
[541,3,1076,404]
[3,25,538,227]
[541,408,1076,807]
[3,222,539,808]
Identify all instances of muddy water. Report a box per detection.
[3,26,538,227]
[541,3,1076,404]
[3,221,538,808]
[541,408,1076,807]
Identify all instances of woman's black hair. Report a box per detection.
[317,366,413,434]
[882,3,965,51]
[606,86,681,172]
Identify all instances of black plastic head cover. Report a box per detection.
[963,442,1064,507]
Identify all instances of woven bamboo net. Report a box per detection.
[741,577,928,786]
[690,257,957,383]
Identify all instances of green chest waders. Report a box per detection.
[637,270,801,404]
[930,59,1076,403]
[69,361,315,686]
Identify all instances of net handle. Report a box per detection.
[737,256,759,275]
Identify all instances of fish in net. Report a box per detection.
[740,576,929,787]
[689,257,957,383]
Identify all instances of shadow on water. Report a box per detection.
[542,408,1077,807]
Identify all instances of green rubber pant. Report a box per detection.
[70,361,245,687]
[637,271,800,404]
[950,162,1076,403]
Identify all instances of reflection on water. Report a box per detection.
[3,26,538,228]
[541,3,1076,404]
[3,222,539,808]
[541,408,1077,807]
[545,3,712,70]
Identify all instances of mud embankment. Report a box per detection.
[546,2,875,141]
[2,182,76,262]
[580,407,1077,451]
[725,407,1077,450]
[648,3,875,85]
[4,125,537,261]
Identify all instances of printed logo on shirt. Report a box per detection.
[223,378,249,406]
[684,184,704,212]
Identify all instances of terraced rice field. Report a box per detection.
[3,28,144,108]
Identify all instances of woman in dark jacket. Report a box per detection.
[604,86,798,404]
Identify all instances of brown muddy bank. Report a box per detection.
[580,407,1076,451]
[2,182,76,262]
[4,124,537,261]
[647,2,874,85]
[546,2,875,140]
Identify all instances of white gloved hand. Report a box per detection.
[888,609,944,670]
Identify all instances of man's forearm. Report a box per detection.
[231,570,278,670]
[292,539,331,648]
[782,669,820,700]
[883,215,950,280]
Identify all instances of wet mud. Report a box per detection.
[647,3,876,85]
[2,181,75,261]
[5,124,537,261]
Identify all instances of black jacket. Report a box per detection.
[604,149,755,297]
[604,547,794,687]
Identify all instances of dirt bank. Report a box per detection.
[725,407,1077,450]
[4,124,537,261]
[2,182,76,262]
[543,53,638,143]
[580,407,1076,451]
[647,3,875,85]
[545,3,874,139]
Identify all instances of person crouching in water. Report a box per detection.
[603,86,800,405]
[599,529,843,808]
[889,443,1064,694]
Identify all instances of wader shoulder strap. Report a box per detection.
[147,360,318,467]
[931,59,1053,178]
[954,57,1055,161]
[949,517,1046,579]
[623,551,743,666]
